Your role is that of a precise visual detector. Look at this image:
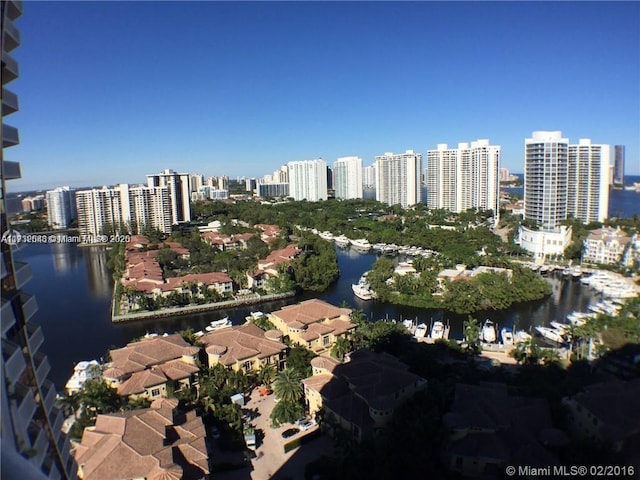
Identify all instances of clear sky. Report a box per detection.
[8,1,640,191]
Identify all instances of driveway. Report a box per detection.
[215,387,332,480]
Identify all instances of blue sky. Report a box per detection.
[8,1,640,191]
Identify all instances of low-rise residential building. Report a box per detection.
[443,382,567,478]
[200,323,287,372]
[563,379,640,462]
[302,350,427,442]
[256,243,300,275]
[74,398,210,480]
[201,232,255,251]
[269,299,356,354]
[582,227,632,265]
[103,334,200,400]
[517,225,573,261]
[255,223,282,243]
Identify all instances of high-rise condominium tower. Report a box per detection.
[363,164,376,189]
[76,184,172,237]
[524,131,569,230]
[1,2,78,477]
[524,131,610,230]
[333,156,363,200]
[567,139,610,224]
[287,159,328,201]
[146,169,191,224]
[613,145,625,187]
[426,139,500,219]
[375,150,422,208]
[46,186,76,230]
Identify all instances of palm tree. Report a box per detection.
[272,368,303,403]
[257,363,277,386]
[510,338,541,365]
[463,317,481,355]
[331,337,351,361]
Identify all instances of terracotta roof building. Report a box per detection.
[200,323,287,372]
[104,334,199,400]
[302,350,427,442]
[269,299,356,354]
[74,398,209,480]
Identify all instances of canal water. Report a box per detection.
[15,241,600,389]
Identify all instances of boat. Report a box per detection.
[350,238,372,252]
[550,321,570,332]
[539,265,550,275]
[402,319,416,334]
[481,320,497,343]
[352,283,374,300]
[500,327,514,346]
[245,311,265,323]
[414,323,428,339]
[430,321,449,340]
[318,231,334,241]
[514,330,532,343]
[535,326,566,344]
[205,317,232,331]
[334,235,351,248]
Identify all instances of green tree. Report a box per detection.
[510,338,542,365]
[331,337,351,361]
[286,345,316,378]
[270,400,304,427]
[272,368,303,403]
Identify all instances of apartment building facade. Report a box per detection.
[426,139,500,218]
[146,169,191,224]
[375,150,422,208]
[287,159,328,201]
[1,2,78,477]
[45,186,76,230]
[333,156,363,200]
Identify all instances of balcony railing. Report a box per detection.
[2,123,19,147]
[3,18,20,51]
[2,338,27,383]
[41,379,57,413]
[2,87,18,115]
[2,51,19,84]
[14,261,32,290]
[34,352,52,387]
[1,297,16,335]
[26,323,44,353]
[4,160,22,180]
[21,293,38,321]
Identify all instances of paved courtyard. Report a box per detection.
[215,387,333,480]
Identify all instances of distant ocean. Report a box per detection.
[503,174,640,219]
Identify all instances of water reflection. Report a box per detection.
[83,246,111,298]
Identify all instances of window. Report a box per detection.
[323,336,330,346]
[151,388,161,397]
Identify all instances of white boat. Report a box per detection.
[205,317,232,331]
[334,235,351,248]
[430,321,449,340]
[550,321,570,332]
[350,238,371,252]
[414,323,428,339]
[352,283,374,300]
[318,231,334,241]
[481,320,497,343]
[514,330,532,344]
[500,327,514,346]
[539,265,550,275]
[402,319,416,334]
[245,311,265,323]
[535,326,565,344]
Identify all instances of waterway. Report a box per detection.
[16,241,601,390]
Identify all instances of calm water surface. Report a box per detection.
[16,242,600,389]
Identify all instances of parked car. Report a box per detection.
[281,427,300,439]
[299,420,316,431]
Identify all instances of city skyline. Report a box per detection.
[8,1,640,191]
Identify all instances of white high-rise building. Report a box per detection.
[75,184,173,237]
[524,132,610,230]
[524,131,569,230]
[426,140,500,218]
[287,159,328,201]
[567,139,610,224]
[363,163,376,189]
[333,156,363,200]
[46,186,76,229]
[375,150,422,208]
[146,169,191,224]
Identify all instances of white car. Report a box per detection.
[298,420,316,431]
